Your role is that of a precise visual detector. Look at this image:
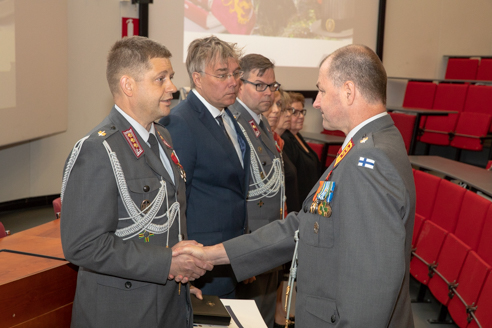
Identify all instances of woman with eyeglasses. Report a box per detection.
[281,92,321,203]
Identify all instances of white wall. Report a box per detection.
[1,0,492,203]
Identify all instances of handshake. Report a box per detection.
[168,240,229,283]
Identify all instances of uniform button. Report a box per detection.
[143,185,150,192]
[331,315,336,323]
[125,281,132,289]
[110,125,116,130]
[262,161,266,166]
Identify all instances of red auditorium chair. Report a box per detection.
[463,84,492,132]
[412,213,426,249]
[445,58,479,80]
[53,197,62,219]
[402,81,437,109]
[305,141,323,162]
[450,112,492,153]
[428,179,466,233]
[475,58,492,81]
[453,191,490,251]
[410,220,448,285]
[388,112,416,154]
[413,170,441,220]
[467,271,492,328]
[325,145,341,167]
[447,251,491,328]
[0,221,11,238]
[419,83,469,147]
[428,233,471,307]
[476,206,492,267]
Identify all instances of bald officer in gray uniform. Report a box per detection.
[173,44,416,328]
[229,54,283,328]
[60,36,212,328]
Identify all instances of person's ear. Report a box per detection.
[120,75,135,97]
[343,81,355,106]
[193,72,202,91]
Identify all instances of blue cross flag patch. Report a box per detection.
[358,157,375,169]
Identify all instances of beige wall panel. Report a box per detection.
[0,143,30,202]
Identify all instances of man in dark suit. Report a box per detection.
[173,44,416,328]
[60,36,212,328]
[161,36,250,298]
[229,54,283,327]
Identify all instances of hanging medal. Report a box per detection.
[309,139,353,216]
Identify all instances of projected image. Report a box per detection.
[184,0,353,68]
[0,0,15,110]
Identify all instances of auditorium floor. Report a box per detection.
[0,206,458,327]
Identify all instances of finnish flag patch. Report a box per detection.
[358,157,375,169]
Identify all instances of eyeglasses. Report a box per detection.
[280,107,295,114]
[292,109,307,116]
[240,79,281,92]
[200,71,242,81]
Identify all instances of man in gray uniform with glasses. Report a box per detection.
[229,54,283,327]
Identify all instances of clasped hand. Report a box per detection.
[168,240,213,283]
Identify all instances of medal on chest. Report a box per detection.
[309,139,353,217]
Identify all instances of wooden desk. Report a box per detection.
[0,220,76,328]
[387,107,458,155]
[301,132,345,168]
[410,155,492,197]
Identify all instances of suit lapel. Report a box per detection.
[189,92,244,169]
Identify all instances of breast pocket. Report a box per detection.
[126,178,162,208]
[299,198,334,249]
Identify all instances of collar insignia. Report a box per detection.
[248,119,261,138]
[360,137,369,143]
[122,127,144,158]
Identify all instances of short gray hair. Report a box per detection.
[321,44,387,105]
[186,36,242,88]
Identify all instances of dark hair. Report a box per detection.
[106,36,172,95]
[321,44,387,105]
[239,54,275,80]
[186,35,242,88]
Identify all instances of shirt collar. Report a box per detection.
[192,89,223,118]
[115,104,154,145]
[236,98,261,124]
[342,112,387,149]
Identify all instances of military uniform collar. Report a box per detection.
[114,104,155,146]
[342,112,388,149]
[236,98,261,125]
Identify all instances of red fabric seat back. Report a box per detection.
[389,112,416,153]
[410,220,448,285]
[402,81,436,109]
[447,251,490,328]
[413,170,441,220]
[429,179,466,233]
[445,58,479,80]
[453,191,490,251]
[476,58,492,81]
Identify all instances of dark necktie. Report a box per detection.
[148,133,160,159]
[216,114,232,143]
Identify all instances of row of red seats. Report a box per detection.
[412,169,492,327]
[404,81,492,152]
[446,57,492,81]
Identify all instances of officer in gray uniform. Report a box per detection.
[229,54,283,328]
[60,36,212,328]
